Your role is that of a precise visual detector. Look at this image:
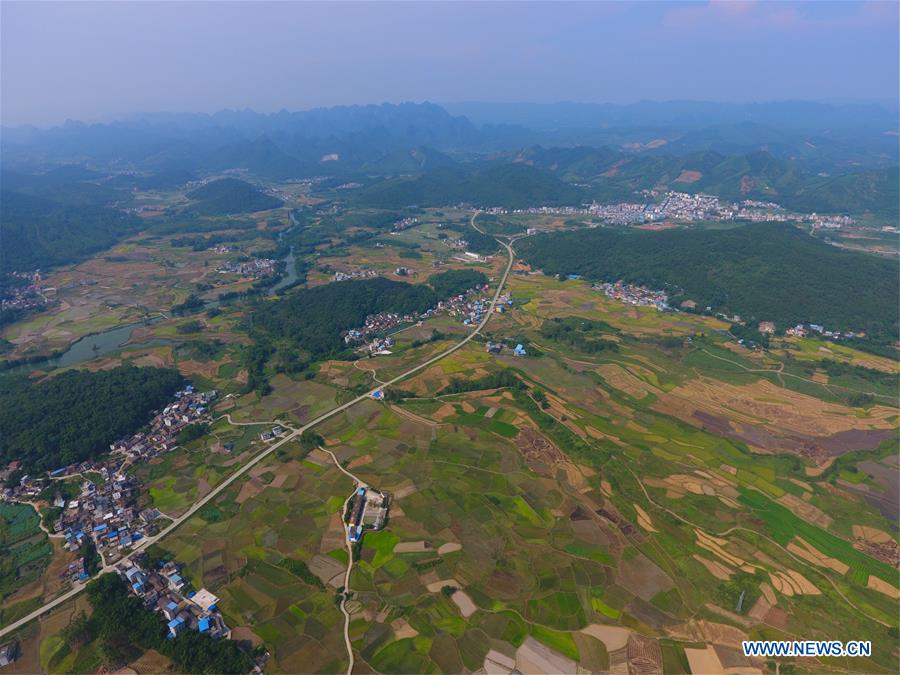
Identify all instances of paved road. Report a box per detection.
[0,212,523,639]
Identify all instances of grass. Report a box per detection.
[590,597,621,619]
[364,529,399,569]
[530,625,580,661]
[564,542,611,564]
[738,487,897,584]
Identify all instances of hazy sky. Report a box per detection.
[2,1,898,126]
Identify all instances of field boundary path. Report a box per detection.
[0,211,526,640]
[320,446,366,675]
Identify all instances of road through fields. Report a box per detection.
[0,212,524,640]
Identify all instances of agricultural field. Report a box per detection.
[0,504,53,623]
[2,207,897,675]
[0,224,280,363]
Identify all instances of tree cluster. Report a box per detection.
[75,574,253,674]
[518,223,899,340]
[0,365,184,472]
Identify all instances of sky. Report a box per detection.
[2,1,898,127]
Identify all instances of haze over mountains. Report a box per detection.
[2,100,898,228]
[3,99,898,171]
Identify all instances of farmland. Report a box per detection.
[1,202,897,675]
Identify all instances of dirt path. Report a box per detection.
[389,403,445,428]
[319,446,367,675]
[700,348,894,402]
[353,360,386,385]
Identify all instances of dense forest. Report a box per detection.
[252,277,437,360]
[517,223,899,338]
[351,164,587,209]
[463,227,501,255]
[71,573,252,674]
[0,366,184,472]
[253,269,489,361]
[426,269,487,297]
[185,178,283,215]
[0,190,142,272]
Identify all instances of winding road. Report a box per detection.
[0,212,524,644]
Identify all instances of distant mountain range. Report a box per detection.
[4,100,897,173]
[1,101,897,234]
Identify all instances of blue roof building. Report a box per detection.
[167,617,185,637]
[198,617,211,633]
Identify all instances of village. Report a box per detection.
[1,386,218,580]
[0,270,53,313]
[116,558,231,640]
[595,280,670,311]
[344,282,497,354]
[586,279,869,347]
[484,192,855,229]
[215,257,278,278]
[332,268,379,282]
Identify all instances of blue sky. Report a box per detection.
[2,1,897,126]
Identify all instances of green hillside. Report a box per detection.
[517,223,899,338]
[186,178,283,215]
[0,366,184,473]
[0,190,142,272]
[353,164,587,209]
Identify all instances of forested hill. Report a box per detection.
[517,223,899,338]
[0,366,184,473]
[351,164,586,209]
[253,270,487,360]
[0,190,142,273]
[185,178,283,215]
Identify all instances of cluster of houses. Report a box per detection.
[258,425,286,442]
[596,281,670,311]
[2,462,163,571]
[486,341,527,357]
[347,487,389,544]
[216,257,277,278]
[484,193,856,229]
[118,560,230,639]
[2,386,218,575]
[332,268,378,282]
[358,336,394,356]
[343,283,493,351]
[443,236,469,250]
[343,312,409,345]
[55,473,160,565]
[110,386,216,463]
[782,323,866,340]
[1,270,52,313]
[391,216,419,232]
